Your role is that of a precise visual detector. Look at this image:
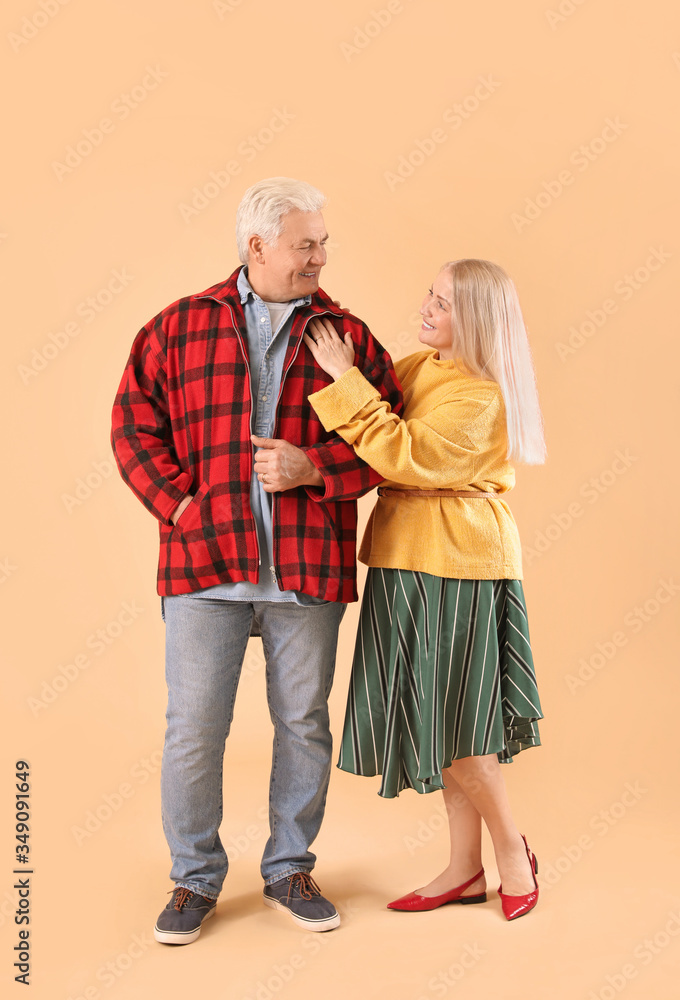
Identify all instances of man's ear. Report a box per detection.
[248,234,265,264]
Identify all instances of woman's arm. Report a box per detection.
[306,322,501,489]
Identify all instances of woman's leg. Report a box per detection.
[443,754,535,895]
[415,772,486,897]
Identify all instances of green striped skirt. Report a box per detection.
[338,569,543,798]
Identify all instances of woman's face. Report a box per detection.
[418,269,454,359]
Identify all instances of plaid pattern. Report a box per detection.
[111,267,403,600]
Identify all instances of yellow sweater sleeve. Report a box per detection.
[308,365,501,489]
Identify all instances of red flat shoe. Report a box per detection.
[387,868,486,911]
[498,834,538,921]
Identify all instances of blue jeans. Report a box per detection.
[160,596,346,899]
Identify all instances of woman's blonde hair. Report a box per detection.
[441,259,546,465]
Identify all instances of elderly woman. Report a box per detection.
[304,259,545,920]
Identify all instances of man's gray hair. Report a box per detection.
[235,177,327,264]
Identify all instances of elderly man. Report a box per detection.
[111,177,401,944]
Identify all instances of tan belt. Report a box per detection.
[377,487,502,499]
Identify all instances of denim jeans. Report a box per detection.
[160,595,346,899]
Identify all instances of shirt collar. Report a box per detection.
[237,266,312,308]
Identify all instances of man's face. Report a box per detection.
[253,210,328,301]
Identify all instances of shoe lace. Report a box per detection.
[172,887,194,911]
[287,873,321,901]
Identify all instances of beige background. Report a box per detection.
[2,0,679,997]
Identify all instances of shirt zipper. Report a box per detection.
[268,310,334,589]
[199,297,339,590]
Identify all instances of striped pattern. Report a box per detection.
[338,569,543,798]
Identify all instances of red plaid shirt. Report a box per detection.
[111,267,402,600]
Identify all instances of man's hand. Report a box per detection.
[170,494,193,525]
[252,435,324,492]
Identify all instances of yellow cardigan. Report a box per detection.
[308,350,523,580]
